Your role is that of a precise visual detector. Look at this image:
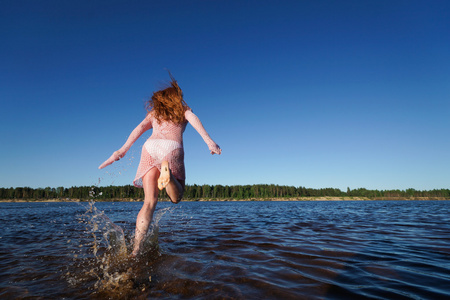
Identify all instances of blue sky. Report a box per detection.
[1,0,449,191]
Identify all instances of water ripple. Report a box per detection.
[0,200,449,299]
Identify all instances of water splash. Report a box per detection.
[82,200,127,256]
[65,194,173,298]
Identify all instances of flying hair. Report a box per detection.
[146,71,190,124]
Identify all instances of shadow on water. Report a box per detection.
[64,201,172,299]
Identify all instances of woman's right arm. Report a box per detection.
[98,114,153,169]
[185,110,222,155]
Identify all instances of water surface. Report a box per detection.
[0,200,449,299]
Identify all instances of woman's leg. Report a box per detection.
[166,177,185,204]
[158,161,185,204]
[132,167,160,256]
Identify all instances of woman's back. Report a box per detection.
[148,113,188,145]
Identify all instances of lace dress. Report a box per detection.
[116,109,221,188]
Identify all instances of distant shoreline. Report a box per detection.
[1,197,448,203]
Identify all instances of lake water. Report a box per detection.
[0,200,449,299]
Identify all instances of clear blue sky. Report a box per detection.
[1,0,449,191]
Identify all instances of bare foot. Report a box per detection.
[130,243,140,257]
[158,161,171,190]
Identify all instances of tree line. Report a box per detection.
[1,185,449,201]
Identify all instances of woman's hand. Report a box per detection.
[98,150,126,169]
[209,143,222,155]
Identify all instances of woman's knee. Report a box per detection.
[139,201,157,218]
[173,180,185,203]
[171,187,184,204]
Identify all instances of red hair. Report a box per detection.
[146,73,189,124]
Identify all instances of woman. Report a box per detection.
[99,74,221,256]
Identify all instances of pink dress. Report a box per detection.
[117,110,221,188]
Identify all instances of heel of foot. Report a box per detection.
[158,161,171,190]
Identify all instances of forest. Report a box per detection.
[1,184,449,201]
